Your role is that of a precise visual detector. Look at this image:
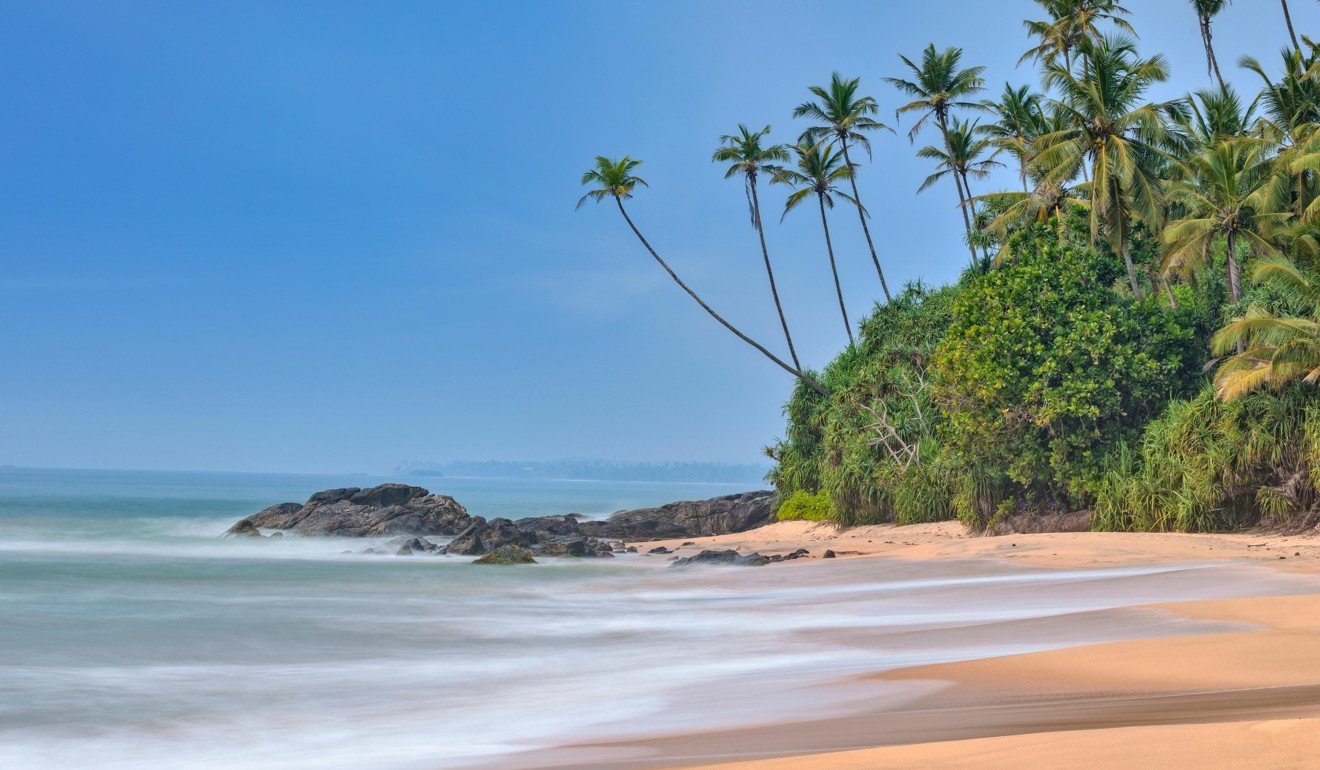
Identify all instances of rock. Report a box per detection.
[233,484,472,537]
[578,491,776,541]
[823,549,836,559]
[266,532,283,539]
[626,546,638,553]
[473,545,537,565]
[222,519,264,538]
[387,536,439,554]
[670,548,808,568]
[396,545,414,556]
[648,546,671,554]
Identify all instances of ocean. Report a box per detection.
[0,467,1313,769]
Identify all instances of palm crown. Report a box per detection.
[577,156,648,209]
[1020,0,1135,69]
[886,44,987,142]
[793,73,890,154]
[773,141,858,219]
[712,124,788,227]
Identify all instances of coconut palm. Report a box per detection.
[916,119,1005,265]
[886,45,988,263]
[1035,34,1184,296]
[794,73,895,302]
[1181,86,1258,147]
[1020,0,1135,72]
[1280,0,1301,53]
[712,124,799,370]
[1190,0,1230,89]
[773,141,860,344]
[980,83,1046,192]
[1212,256,1320,400]
[577,156,826,395]
[1163,137,1286,302]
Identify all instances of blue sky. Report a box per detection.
[2,1,1315,473]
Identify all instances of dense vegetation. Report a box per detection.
[584,1,1320,533]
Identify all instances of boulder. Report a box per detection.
[670,548,808,568]
[579,491,775,541]
[233,484,472,537]
[223,518,264,538]
[473,545,537,565]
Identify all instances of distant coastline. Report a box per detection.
[394,459,771,485]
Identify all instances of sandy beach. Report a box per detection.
[560,522,1320,769]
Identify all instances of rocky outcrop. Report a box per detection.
[579,491,775,540]
[670,547,810,568]
[442,515,615,558]
[228,484,471,537]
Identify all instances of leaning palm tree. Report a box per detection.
[1212,256,1320,400]
[1163,137,1286,302]
[980,83,1046,192]
[1020,0,1135,72]
[1280,0,1301,53]
[577,156,826,395]
[886,45,988,263]
[916,119,1005,265]
[712,124,799,371]
[793,73,894,302]
[1035,34,1184,296]
[1191,0,1230,89]
[773,141,860,344]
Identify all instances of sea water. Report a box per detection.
[0,467,1313,769]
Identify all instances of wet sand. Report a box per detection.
[550,522,1320,769]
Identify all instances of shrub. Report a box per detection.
[776,490,834,521]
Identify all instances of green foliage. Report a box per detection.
[776,491,834,521]
[1094,385,1320,531]
[932,222,1201,526]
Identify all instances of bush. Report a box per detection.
[776,491,834,521]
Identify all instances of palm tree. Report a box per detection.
[1020,0,1135,72]
[980,83,1046,192]
[1212,256,1320,400]
[712,124,799,371]
[577,156,827,396]
[1035,34,1184,297]
[773,140,860,344]
[916,119,1005,265]
[1182,86,1257,147]
[886,45,988,264]
[793,73,894,302]
[1191,0,1230,89]
[1163,138,1286,302]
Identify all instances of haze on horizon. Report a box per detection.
[3,0,1316,474]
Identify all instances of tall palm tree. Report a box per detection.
[793,72,894,302]
[980,83,1046,192]
[773,140,860,344]
[577,156,827,396]
[712,124,799,371]
[1182,86,1257,147]
[1163,137,1286,302]
[1212,256,1320,400]
[1020,0,1135,72]
[886,45,987,264]
[1191,0,1230,89]
[916,119,1005,265]
[1035,34,1184,297]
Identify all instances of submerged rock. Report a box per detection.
[234,484,472,537]
[222,519,264,538]
[670,548,809,568]
[473,545,537,565]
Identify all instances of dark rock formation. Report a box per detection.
[579,491,775,541]
[648,546,671,554]
[473,545,537,565]
[823,549,837,559]
[987,510,1094,535]
[223,519,264,538]
[670,547,809,568]
[237,484,472,537]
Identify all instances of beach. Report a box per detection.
[531,521,1320,769]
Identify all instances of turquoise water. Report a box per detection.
[1,468,1315,769]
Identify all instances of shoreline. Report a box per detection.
[543,521,1320,768]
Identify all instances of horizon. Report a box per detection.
[4,0,1317,475]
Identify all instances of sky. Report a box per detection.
[2,0,1317,474]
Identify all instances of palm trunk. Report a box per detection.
[613,196,828,396]
[749,176,800,371]
[1121,241,1142,299]
[1226,229,1242,302]
[960,168,990,264]
[1201,17,1226,90]
[938,114,979,266]
[1282,0,1301,53]
[818,193,853,345]
[838,138,892,302]
[1159,272,1178,309]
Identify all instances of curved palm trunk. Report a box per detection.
[1200,16,1226,89]
[938,114,979,266]
[612,196,828,396]
[1121,242,1142,299]
[838,139,892,302]
[817,193,853,345]
[959,167,990,265]
[749,177,801,371]
[1282,0,1301,53]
